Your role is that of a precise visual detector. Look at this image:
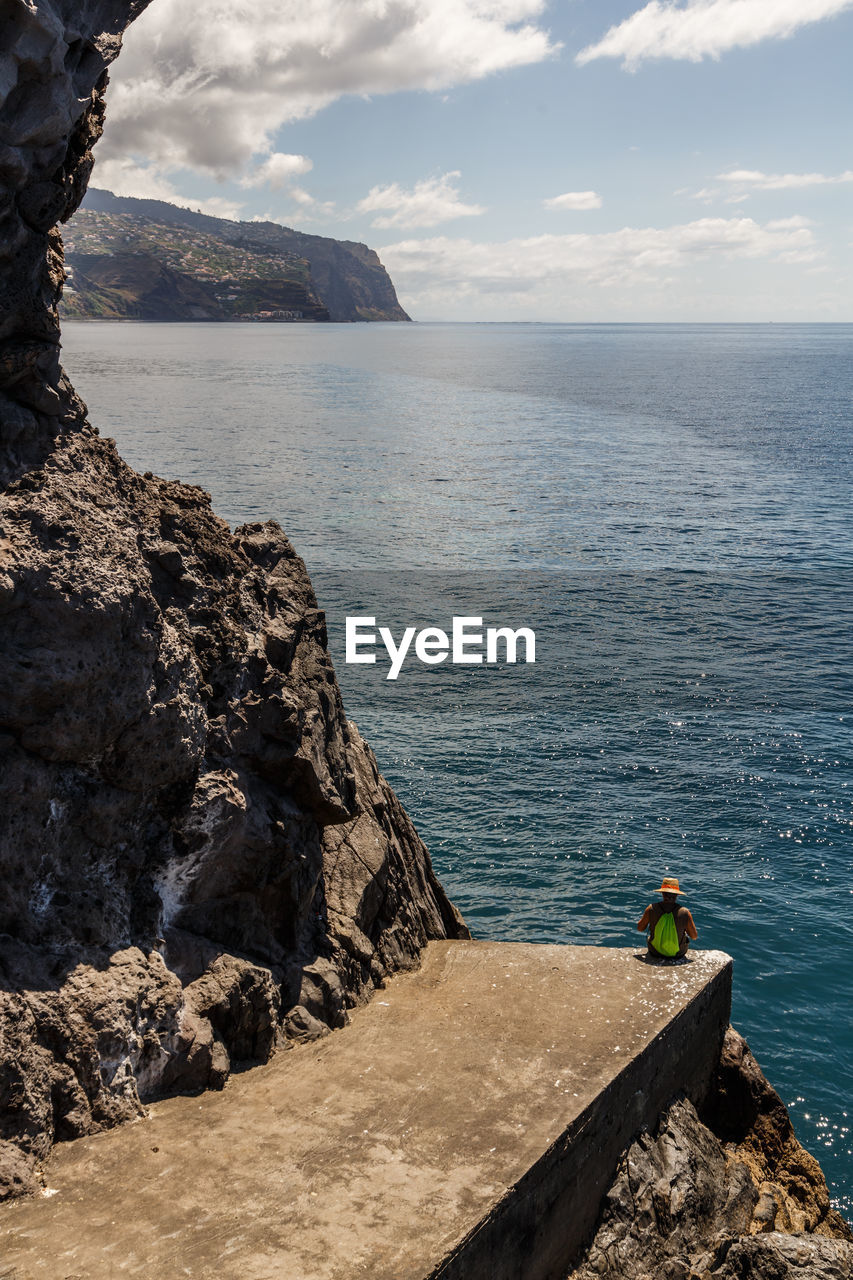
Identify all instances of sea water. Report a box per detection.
[62,320,853,1210]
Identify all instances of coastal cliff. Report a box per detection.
[65,189,411,322]
[0,4,848,1273]
[63,211,333,321]
[0,0,462,1201]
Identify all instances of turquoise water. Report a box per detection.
[62,321,853,1210]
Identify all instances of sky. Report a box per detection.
[95,0,853,321]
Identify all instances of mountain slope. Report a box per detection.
[62,190,410,322]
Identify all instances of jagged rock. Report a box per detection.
[704,1027,851,1239]
[568,1028,851,1280]
[710,1232,853,1279]
[567,1096,758,1280]
[0,427,467,1197]
[0,0,152,418]
[0,0,466,1200]
[0,940,186,1197]
[323,722,467,1000]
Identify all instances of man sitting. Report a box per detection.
[637,877,697,959]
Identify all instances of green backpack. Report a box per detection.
[651,908,680,957]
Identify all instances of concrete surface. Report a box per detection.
[0,942,732,1280]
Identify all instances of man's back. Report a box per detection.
[639,895,697,957]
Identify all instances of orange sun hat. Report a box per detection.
[658,877,685,896]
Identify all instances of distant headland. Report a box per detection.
[61,188,411,324]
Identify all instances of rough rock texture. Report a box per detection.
[703,1026,850,1239]
[0,0,465,1200]
[0,0,153,419]
[706,1234,853,1280]
[0,431,467,1199]
[567,1096,757,1279]
[567,1028,852,1280]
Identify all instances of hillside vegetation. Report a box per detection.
[61,192,410,323]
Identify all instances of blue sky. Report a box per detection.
[98,1,853,320]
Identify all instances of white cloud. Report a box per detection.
[286,187,339,222]
[101,0,558,188]
[94,153,333,225]
[719,167,853,190]
[683,167,853,202]
[380,215,820,309]
[543,190,602,211]
[682,184,742,203]
[577,0,853,69]
[764,216,814,229]
[356,171,486,228]
[93,157,247,219]
[240,153,313,190]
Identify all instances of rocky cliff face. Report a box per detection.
[568,1028,852,1280]
[79,188,412,321]
[0,0,463,1200]
[0,0,147,423]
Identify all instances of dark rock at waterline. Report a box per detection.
[568,1028,851,1280]
[567,1096,757,1279]
[705,1026,851,1239]
[709,1233,853,1279]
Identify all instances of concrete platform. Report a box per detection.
[0,942,732,1280]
